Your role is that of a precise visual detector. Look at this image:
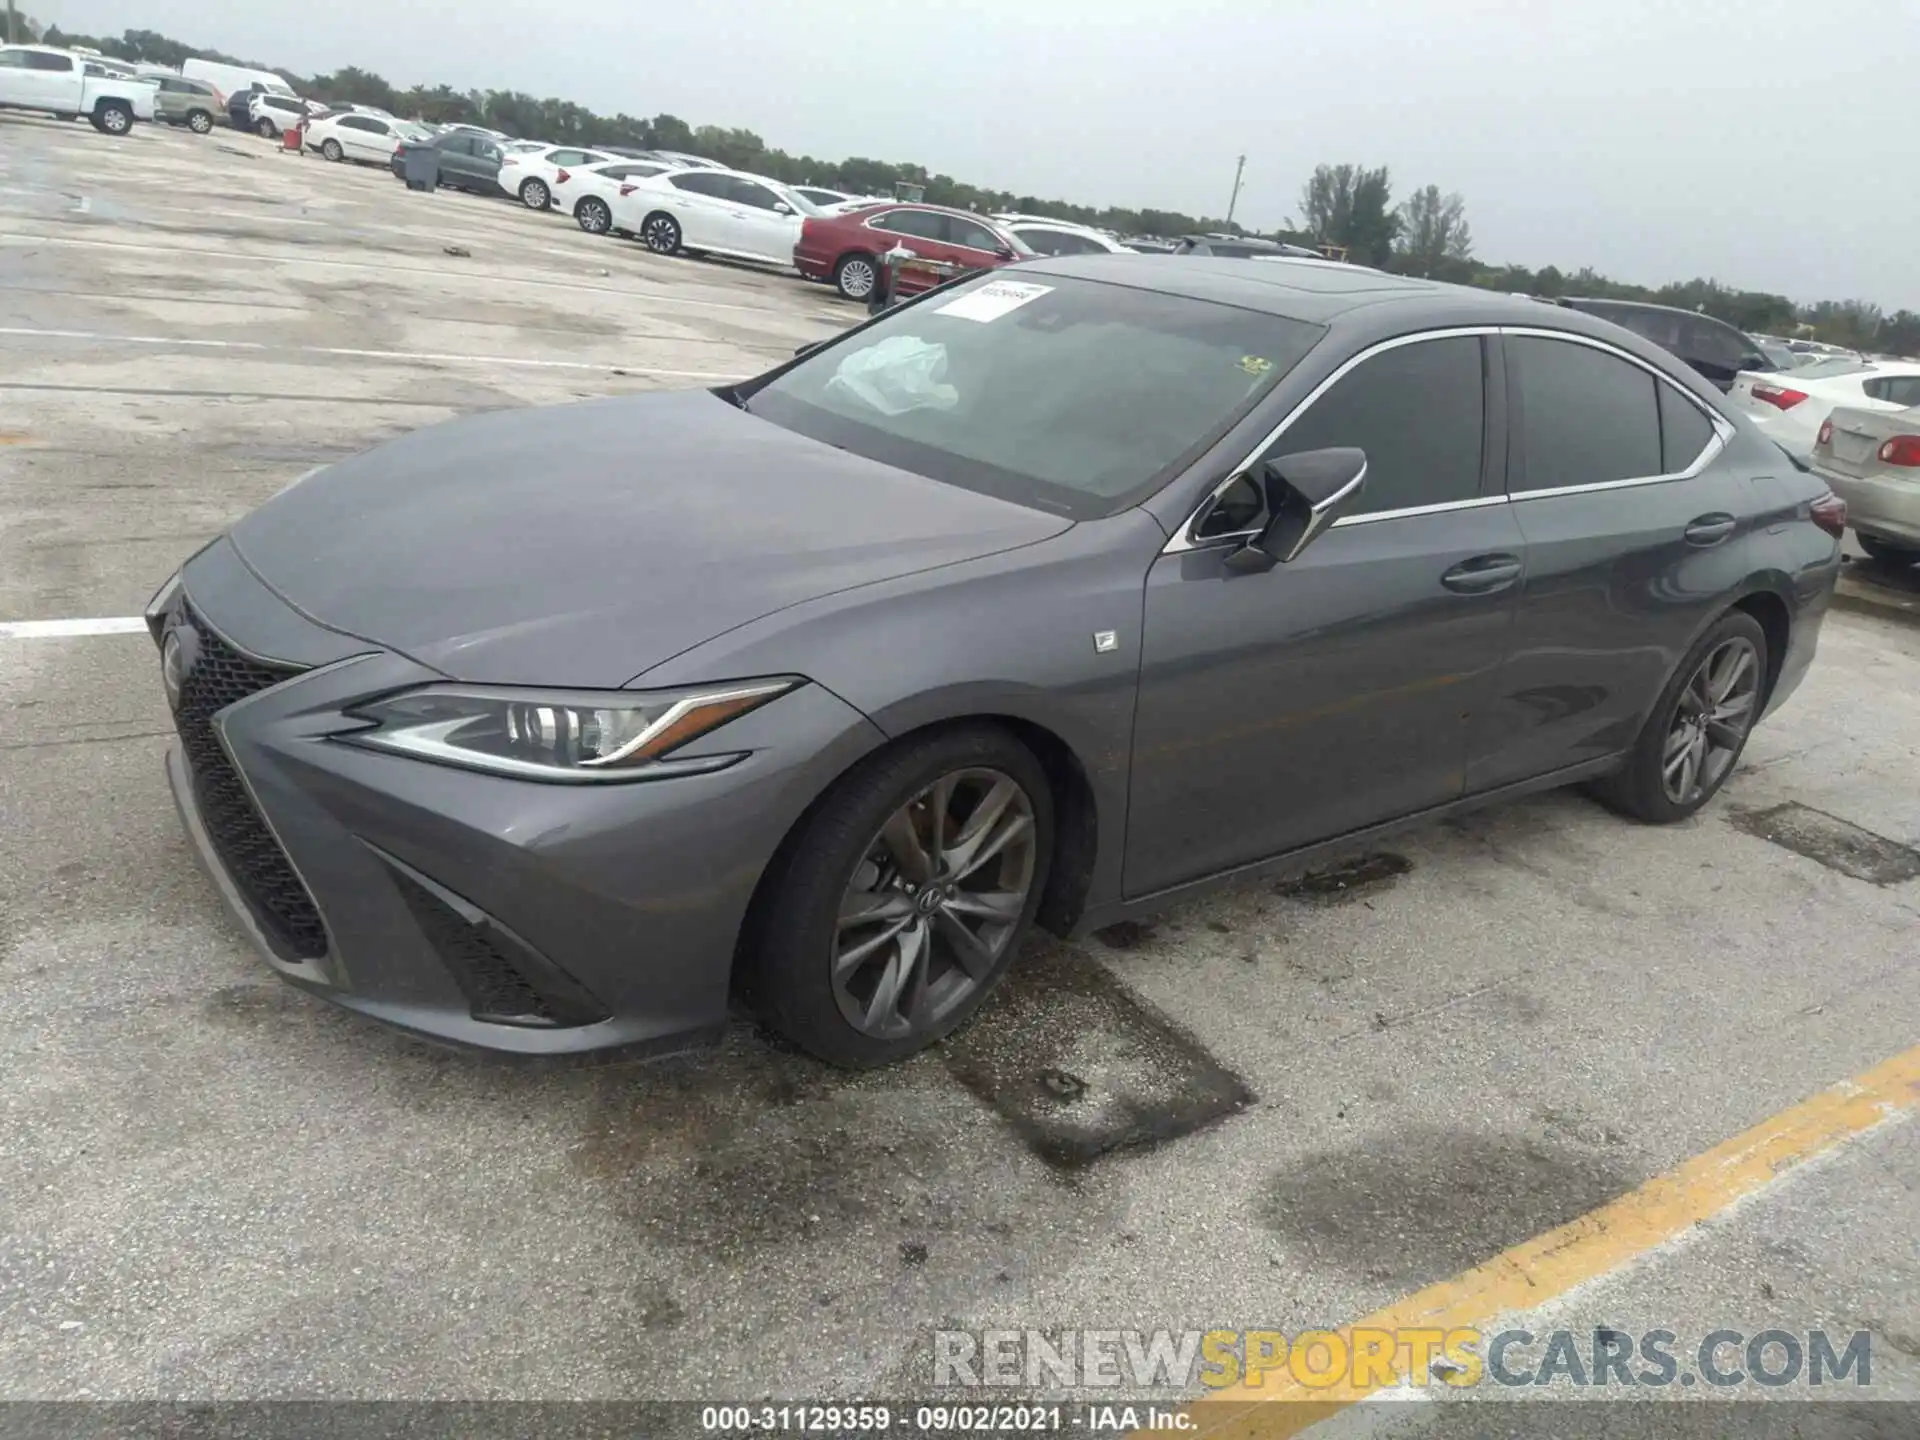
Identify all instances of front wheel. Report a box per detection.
[1590,611,1768,824]
[575,197,612,234]
[834,252,878,301]
[640,211,681,254]
[187,110,214,135]
[744,725,1052,1068]
[92,100,133,135]
[518,177,550,210]
[1857,534,1920,566]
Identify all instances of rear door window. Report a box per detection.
[669,171,731,197]
[28,50,76,70]
[1863,376,1920,406]
[1510,336,1662,491]
[870,209,946,242]
[1275,335,1487,516]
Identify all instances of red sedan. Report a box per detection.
[794,203,1032,301]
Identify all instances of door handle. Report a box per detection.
[1440,554,1523,595]
[1683,513,1737,547]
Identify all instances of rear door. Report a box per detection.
[1470,331,1741,792]
[663,171,734,248]
[1127,331,1525,897]
[435,131,475,179]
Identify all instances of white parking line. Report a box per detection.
[0,325,738,378]
[0,617,148,639]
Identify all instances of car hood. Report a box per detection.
[229,391,1071,686]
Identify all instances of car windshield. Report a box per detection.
[744,273,1324,518]
[1755,342,1798,372]
[1794,358,1871,379]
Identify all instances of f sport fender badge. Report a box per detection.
[1092,630,1118,654]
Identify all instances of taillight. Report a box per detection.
[1809,492,1847,538]
[1750,383,1808,410]
[619,183,637,197]
[555,168,571,185]
[1877,435,1920,467]
[1816,419,1833,447]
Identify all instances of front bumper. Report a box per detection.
[1816,463,1920,546]
[155,539,886,1056]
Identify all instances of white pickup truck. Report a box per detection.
[0,44,157,134]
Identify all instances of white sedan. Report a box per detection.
[1728,358,1920,461]
[305,111,431,165]
[552,158,675,233]
[992,215,1130,256]
[612,168,816,266]
[497,143,616,210]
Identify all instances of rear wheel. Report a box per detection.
[92,100,133,136]
[575,197,612,234]
[186,109,213,135]
[320,138,344,162]
[1857,534,1920,566]
[640,211,681,254]
[257,117,279,139]
[744,726,1052,1068]
[518,177,550,210]
[833,252,878,301]
[1590,611,1768,824]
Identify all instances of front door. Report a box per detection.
[1469,332,1746,792]
[723,177,801,262]
[1126,332,1524,898]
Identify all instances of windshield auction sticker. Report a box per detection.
[934,280,1054,323]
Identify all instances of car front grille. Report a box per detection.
[170,606,329,960]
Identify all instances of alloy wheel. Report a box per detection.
[322,139,342,162]
[522,179,549,209]
[837,256,876,299]
[102,107,130,134]
[1662,636,1759,805]
[188,112,212,134]
[643,215,679,253]
[831,768,1037,1041]
[579,199,610,233]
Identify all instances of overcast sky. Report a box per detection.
[44,0,1920,308]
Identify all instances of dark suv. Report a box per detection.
[1553,299,1773,392]
[390,130,506,194]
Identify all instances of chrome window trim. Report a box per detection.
[1162,323,1733,554]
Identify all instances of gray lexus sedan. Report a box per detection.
[148,258,1845,1067]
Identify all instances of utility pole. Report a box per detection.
[1225,155,1246,228]
[4,0,17,44]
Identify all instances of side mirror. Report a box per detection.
[773,201,793,215]
[792,339,825,359]
[1223,447,1368,573]
[995,245,1017,260]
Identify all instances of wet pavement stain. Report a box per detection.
[943,943,1255,1169]
[1730,803,1920,886]
[1259,1124,1638,1294]
[1273,852,1412,902]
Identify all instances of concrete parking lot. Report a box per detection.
[2,115,1916,1431]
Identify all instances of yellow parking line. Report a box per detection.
[1162,1042,1920,1439]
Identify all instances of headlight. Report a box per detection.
[339,678,799,782]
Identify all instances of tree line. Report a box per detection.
[26,19,1916,356]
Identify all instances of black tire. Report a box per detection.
[744,725,1054,1069]
[257,117,278,139]
[1857,534,1920,566]
[833,251,879,301]
[187,110,214,135]
[1589,610,1769,824]
[519,177,550,210]
[640,211,681,254]
[575,196,612,234]
[91,100,133,136]
[320,138,344,162]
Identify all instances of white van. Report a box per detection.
[180,58,296,104]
